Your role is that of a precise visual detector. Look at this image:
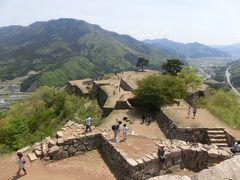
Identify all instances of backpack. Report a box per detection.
[112,124,116,131]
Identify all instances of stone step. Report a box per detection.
[207,128,224,130]
[207,130,225,135]
[210,138,227,143]
[208,134,226,139]
[212,143,229,147]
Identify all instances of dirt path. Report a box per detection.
[100,109,166,140]
[164,106,240,139]
[0,150,115,180]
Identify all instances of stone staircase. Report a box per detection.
[207,128,229,147]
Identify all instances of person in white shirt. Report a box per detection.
[122,124,128,141]
[85,115,92,132]
[231,140,240,153]
[15,152,27,175]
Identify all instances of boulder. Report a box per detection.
[35,149,42,157]
[208,149,219,158]
[57,138,64,145]
[28,153,38,161]
[56,131,64,138]
[48,139,56,148]
[48,145,60,156]
[183,148,196,161]
[68,145,76,154]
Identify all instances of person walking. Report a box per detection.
[15,152,27,176]
[141,113,145,124]
[192,106,197,119]
[122,124,128,141]
[85,115,92,132]
[187,106,191,118]
[112,120,122,143]
[147,114,151,125]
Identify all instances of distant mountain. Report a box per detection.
[144,38,231,58]
[212,44,240,57]
[0,19,179,90]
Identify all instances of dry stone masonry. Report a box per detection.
[27,121,234,180]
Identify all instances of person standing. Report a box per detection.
[147,114,151,125]
[141,113,145,124]
[112,120,122,143]
[85,115,92,132]
[122,124,128,141]
[16,152,27,175]
[187,106,191,118]
[192,106,197,119]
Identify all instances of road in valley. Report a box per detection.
[225,65,240,96]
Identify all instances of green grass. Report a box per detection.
[198,89,240,129]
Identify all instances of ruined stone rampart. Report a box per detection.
[157,109,238,146]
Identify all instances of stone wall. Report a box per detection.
[120,78,133,91]
[157,110,209,144]
[157,109,239,147]
[224,131,238,146]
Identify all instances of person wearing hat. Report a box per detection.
[85,115,92,132]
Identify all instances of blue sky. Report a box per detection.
[0,0,240,45]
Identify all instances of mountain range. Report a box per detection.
[211,44,240,57]
[144,38,231,58]
[0,18,237,90]
[0,18,179,90]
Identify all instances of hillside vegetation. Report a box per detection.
[0,18,177,90]
[199,89,240,129]
[0,86,101,152]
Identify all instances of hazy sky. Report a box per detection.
[0,0,240,45]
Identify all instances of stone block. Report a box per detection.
[17,146,31,153]
[184,161,197,169]
[126,158,138,166]
[218,149,230,159]
[77,144,86,151]
[48,139,56,148]
[142,156,151,163]
[208,149,219,158]
[64,136,75,145]
[196,151,208,162]
[145,154,155,160]
[48,145,60,156]
[68,145,77,154]
[136,159,144,164]
[183,148,196,161]
[56,131,64,138]
[57,138,64,145]
[35,149,42,157]
[28,153,38,161]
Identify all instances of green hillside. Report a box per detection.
[229,61,240,88]
[0,18,176,90]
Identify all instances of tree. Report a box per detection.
[134,74,187,110]
[177,66,202,90]
[162,59,184,75]
[136,57,149,71]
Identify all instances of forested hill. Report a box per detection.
[144,38,231,58]
[0,18,178,90]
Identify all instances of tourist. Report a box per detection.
[15,152,27,176]
[157,146,166,163]
[122,124,128,141]
[112,120,122,143]
[141,113,145,124]
[147,114,151,125]
[192,106,197,119]
[187,106,191,118]
[85,115,92,132]
[230,140,240,153]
